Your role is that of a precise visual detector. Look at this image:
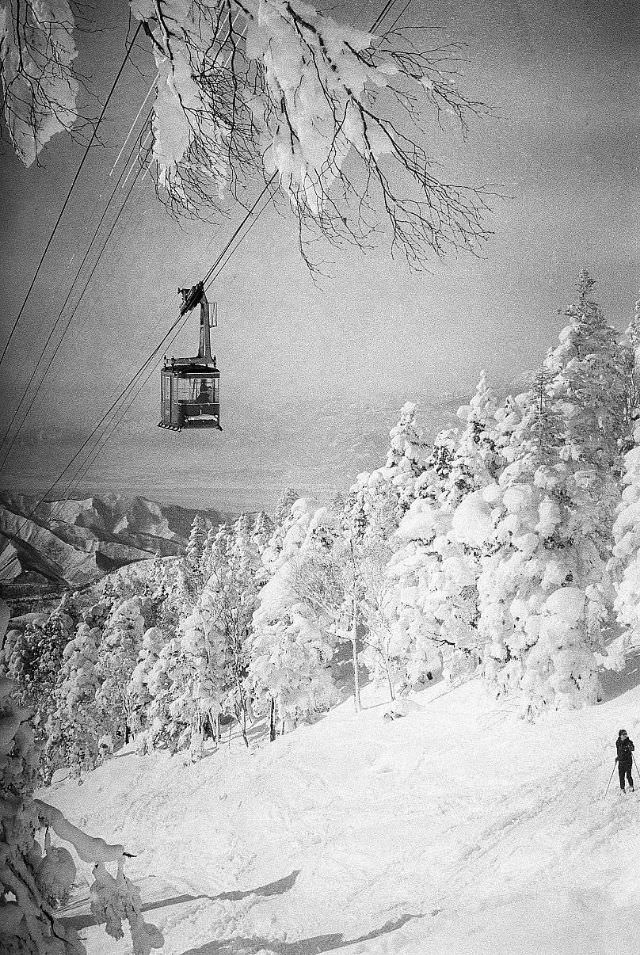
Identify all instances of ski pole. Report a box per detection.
[605,761,616,797]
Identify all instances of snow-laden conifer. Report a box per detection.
[477,326,623,715]
[385,373,503,692]
[609,297,640,654]
[351,402,428,544]
[94,597,145,747]
[444,371,501,508]
[180,513,208,602]
[46,622,103,776]
[250,499,338,734]
[128,626,167,739]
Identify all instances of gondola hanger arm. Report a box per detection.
[178,280,206,316]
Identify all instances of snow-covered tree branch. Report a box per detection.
[0,0,80,164]
[2,0,492,268]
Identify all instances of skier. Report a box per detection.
[615,729,635,793]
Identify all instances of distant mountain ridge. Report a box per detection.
[0,492,227,591]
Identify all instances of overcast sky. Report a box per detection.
[0,0,638,511]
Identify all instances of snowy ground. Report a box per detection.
[44,664,640,955]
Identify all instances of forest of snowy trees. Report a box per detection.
[4,272,640,952]
[5,273,640,768]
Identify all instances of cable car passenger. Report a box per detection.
[198,380,212,403]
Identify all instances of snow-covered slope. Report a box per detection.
[44,670,640,955]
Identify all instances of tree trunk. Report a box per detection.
[241,706,249,748]
[385,660,395,702]
[269,698,277,742]
[351,596,361,713]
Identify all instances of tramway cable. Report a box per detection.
[0,22,143,372]
[0,117,153,468]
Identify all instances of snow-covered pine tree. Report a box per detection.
[424,428,458,503]
[250,500,338,735]
[180,513,208,601]
[201,512,262,744]
[144,513,263,753]
[290,501,365,713]
[145,635,186,750]
[619,294,640,439]
[609,295,640,656]
[383,373,504,694]
[444,371,502,508]
[351,402,428,545]
[477,287,628,716]
[45,622,103,777]
[545,270,627,473]
[93,597,145,748]
[264,488,300,564]
[610,419,640,655]
[165,609,225,758]
[1,595,77,764]
[387,490,487,693]
[357,540,401,701]
[128,626,168,741]
[200,522,228,582]
[252,510,275,553]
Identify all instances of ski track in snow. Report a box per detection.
[46,676,640,955]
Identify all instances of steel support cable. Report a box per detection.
[0,116,153,468]
[202,174,277,286]
[370,0,398,32]
[0,22,143,371]
[0,161,146,475]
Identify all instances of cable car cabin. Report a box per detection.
[159,283,222,431]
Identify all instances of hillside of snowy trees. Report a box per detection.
[4,272,640,952]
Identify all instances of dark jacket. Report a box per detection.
[616,737,635,764]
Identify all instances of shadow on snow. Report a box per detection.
[179,912,423,955]
[58,869,301,932]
